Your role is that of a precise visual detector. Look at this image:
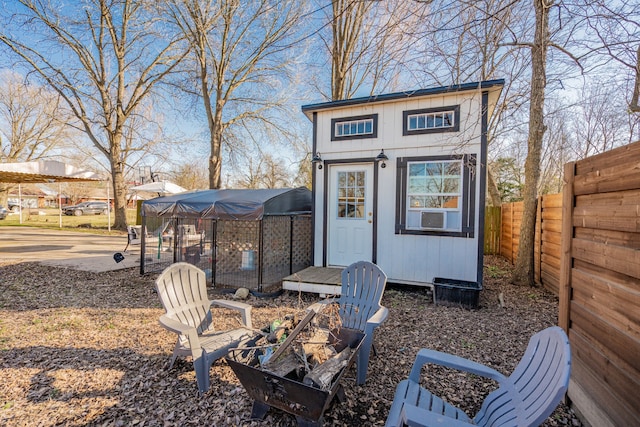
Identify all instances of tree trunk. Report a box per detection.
[630,45,640,112]
[209,105,223,189]
[486,167,503,207]
[109,133,128,230]
[512,0,551,287]
[330,0,368,101]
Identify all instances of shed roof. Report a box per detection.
[301,79,505,120]
[142,187,312,220]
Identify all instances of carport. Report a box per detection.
[0,160,104,228]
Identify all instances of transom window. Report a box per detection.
[337,171,366,218]
[336,118,373,137]
[407,110,455,131]
[403,105,460,135]
[331,114,378,141]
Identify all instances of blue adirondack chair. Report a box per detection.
[310,261,388,385]
[385,326,571,427]
[155,262,255,395]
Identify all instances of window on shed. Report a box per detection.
[403,105,460,135]
[395,154,476,237]
[331,114,378,141]
[406,160,461,231]
[336,170,366,218]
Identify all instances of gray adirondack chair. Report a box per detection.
[385,326,571,427]
[155,262,254,395]
[310,261,388,385]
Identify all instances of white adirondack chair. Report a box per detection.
[155,262,254,394]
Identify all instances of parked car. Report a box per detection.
[0,206,7,220]
[63,201,109,216]
[7,201,20,212]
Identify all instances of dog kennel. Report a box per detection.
[140,187,312,292]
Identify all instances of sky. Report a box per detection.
[1,0,638,190]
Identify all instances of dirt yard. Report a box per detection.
[0,255,582,426]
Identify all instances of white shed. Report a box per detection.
[285,80,504,295]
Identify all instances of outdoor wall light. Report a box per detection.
[312,152,323,169]
[375,149,389,168]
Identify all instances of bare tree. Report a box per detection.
[410,0,534,206]
[489,157,526,202]
[232,154,292,189]
[260,154,291,189]
[166,0,307,189]
[169,159,209,190]
[0,0,188,229]
[512,0,553,286]
[326,0,423,100]
[0,70,73,205]
[538,100,572,195]
[330,0,375,100]
[292,151,313,189]
[571,84,632,158]
[234,157,265,189]
[566,1,640,113]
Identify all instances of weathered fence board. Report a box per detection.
[499,193,562,294]
[575,189,640,205]
[484,206,501,254]
[570,328,638,406]
[575,227,640,247]
[574,162,640,195]
[575,140,640,174]
[571,267,640,335]
[570,302,639,379]
[559,140,640,427]
[570,335,639,427]
[572,238,640,279]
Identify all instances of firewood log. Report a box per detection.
[301,328,335,365]
[263,352,303,378]
[302,346,353,390]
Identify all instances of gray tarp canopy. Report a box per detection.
[142,187,312,220]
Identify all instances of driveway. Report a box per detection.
[0,226,140,272]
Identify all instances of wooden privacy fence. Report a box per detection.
[559,141,640,427]
[494,193,563,294]
[483,206,501,254]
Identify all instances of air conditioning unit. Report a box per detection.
[421,211,446,229]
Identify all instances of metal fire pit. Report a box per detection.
[226,327,364,426]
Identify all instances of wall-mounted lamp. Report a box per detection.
[312,152,323,169]
[375,149,389,168]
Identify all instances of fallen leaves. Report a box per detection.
[0,256,581,426]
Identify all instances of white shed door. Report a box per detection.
[327,164,374,266]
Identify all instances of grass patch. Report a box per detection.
[0,208,137,234]
[485,264,508,278]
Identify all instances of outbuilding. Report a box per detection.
[286,80,504,297]
[140,187,312,292]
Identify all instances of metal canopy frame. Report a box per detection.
[0,160,105,228]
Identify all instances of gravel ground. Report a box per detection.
[0,256,582,426]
